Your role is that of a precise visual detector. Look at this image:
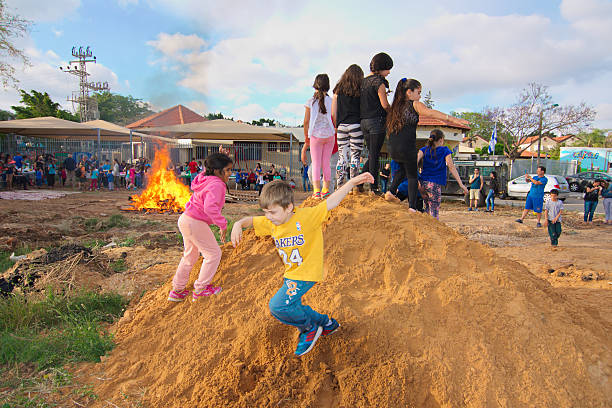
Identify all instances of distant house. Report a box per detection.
[458,135,488,153]
[518,134,574,153]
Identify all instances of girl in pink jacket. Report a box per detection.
[168,153,233,302]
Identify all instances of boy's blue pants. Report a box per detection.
[269,278,328,333]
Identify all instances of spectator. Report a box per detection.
[379,163,390,193]
[235,169,243,189]
[543,189,563,246]
[273,171,282,181]
[188,157,199,175]
[515,166,548,227]
[90,167,99,191]
[602,181,612,225]
[289,179,296,189]
[302,164,311,191]
[64,155,77,188]
[468,168,483,211]
[583,179,603,224]
[107,169,115,191]
[13,152,23,170]
[248,170,257,190]
[47,160,57,189]
[60,166,67,186]
[35,167,43,188]
[240,169,249,190]
[485,171,499,213]
[256,171,265,195]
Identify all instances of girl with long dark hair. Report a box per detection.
[360,52,393,193]
[386,78,465,210]
[301,74,335,199]
[332,64,364,187]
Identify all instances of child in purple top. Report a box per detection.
[168,153,233,302]
[417,129,467,219]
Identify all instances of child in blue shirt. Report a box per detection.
[107,171,114,191]
[35,169,43,187]
[90,168,99,191]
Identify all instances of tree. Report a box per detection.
[11,89,80,122]
[0,0,31,88]
[251,118,276,127]
[571,128,608,147]
[206,112,226,120]
[0,109,14,120]
[486,83,595,159]
[451,111,498,143]
[95,92,154,126]
[423,91,434,109]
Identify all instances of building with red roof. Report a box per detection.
[127,104,206,130]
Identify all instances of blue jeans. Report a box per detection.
[486,189,495,211]
[584,200,598,222]
[268,278,328,333]
[381,178,388,193]
[302,177,311,191]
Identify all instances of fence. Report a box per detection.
[510,158,577,179]
[0,134,304,184]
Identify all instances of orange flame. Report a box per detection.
[129,146,192,212]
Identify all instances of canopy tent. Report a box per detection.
[0,116,171,142]
[138,119,297,142]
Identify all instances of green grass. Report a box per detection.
[83,214,131,232]
[0,246,32,274]
[210,219,236,244]
[119,237,136,247]
[82,238,107,249]
[110,259,127,273]
[0,291,128,369]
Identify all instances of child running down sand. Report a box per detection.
[168,153,233,302]
[231,172,374,356]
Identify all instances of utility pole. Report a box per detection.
[60,46,110,122]
[536,103,559,168]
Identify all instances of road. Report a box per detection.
[445,193,605,214]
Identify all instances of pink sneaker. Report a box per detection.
[192,285,222,301]
[168,289,190,302]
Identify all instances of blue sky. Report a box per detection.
[3,0,612,129]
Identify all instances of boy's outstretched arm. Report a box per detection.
[231,216,253,247]
[326,172,374,211]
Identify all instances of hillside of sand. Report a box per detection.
[82,194,611,408]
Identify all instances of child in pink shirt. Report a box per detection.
[168,153,233,302]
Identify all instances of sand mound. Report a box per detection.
[86,195,611,407]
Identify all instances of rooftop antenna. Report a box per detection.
[60,46,110,122]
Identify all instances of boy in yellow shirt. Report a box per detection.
[231,172,374,356]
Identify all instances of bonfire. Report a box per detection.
[128,147,192,213]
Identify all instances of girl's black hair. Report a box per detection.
[426,129,445,158]
[370,52,393,73]
[386,78,422,134]
[491,171,497,178]
[204,153,233,176]
[313,74,330,114]
[333,64,364,98]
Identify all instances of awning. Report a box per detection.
[138,119,297,142]
[0,117,172,142]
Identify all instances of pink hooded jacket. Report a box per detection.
[184,173,227,230]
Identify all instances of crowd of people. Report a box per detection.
[0,151,151,192]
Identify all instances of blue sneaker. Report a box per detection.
[294,326,323,356]
[322,318,340,336]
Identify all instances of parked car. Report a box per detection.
[507,174,570,202]
[565,171,612,193]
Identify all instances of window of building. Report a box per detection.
[279,142,290,152]
[267,142,277,152]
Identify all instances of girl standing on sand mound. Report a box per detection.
[385,78,465,210]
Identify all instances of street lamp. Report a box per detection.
[536,103,559,168]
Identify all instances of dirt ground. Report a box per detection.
[1,189,610,406]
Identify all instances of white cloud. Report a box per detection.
[184,100,208,116]
[147,33,207,59]
[232,103,267,122]
[52,29,63,38]
[116,0,139,7]
[594,103,612,128]
[5,0,81,23]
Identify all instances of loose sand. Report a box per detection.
[80,194,611,408]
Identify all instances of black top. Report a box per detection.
[388,101,419,163]
[381,167,390,180]
[336,93,360,125]
[486,178,498,193]
[64,156,76,171]
[584,183,600,201]
[360,75,387,119]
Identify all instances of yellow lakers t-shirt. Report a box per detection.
[253,201,328,282]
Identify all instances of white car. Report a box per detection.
[507,174,570,202]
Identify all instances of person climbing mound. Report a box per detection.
[231,172,374,356]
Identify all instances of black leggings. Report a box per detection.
[361,118,386,190]
[389,161,418,210]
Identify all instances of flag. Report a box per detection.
[488,123,497,154]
